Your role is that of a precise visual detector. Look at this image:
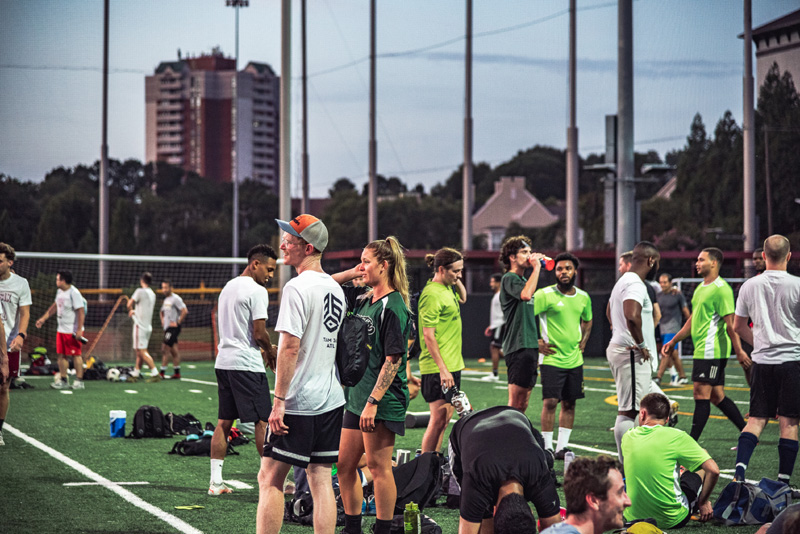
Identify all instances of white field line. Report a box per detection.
[65,481,150,486]
[4,424,204,534]
[224,480,253,490]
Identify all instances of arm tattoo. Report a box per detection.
[375,357,401,392]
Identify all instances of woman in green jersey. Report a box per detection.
[336,237,411,534]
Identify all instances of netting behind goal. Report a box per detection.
[15,252,279,363]
[672,277,747,359]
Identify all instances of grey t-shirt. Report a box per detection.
[540,523,579,534]
[657,289,687,334]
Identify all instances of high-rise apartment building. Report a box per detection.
[145,49,280,191]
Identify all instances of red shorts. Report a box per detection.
[7,351,20,378]
[56,333,82,356]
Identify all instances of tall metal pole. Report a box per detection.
[565,0,579,251]
[99,0,110,290]
[368,0,378,241]
[462,0,473,254]
[743,0,757,253]
[232,4,240,270]
[616,0,636,260]
[301,0,310,213]
[279,0,292,287]
[764,128,773,236]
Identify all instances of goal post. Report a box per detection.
[14,252,280,363]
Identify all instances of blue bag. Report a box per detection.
[713,477,792,526]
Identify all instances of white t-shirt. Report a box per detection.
[275,270,346,415]
[608,272,656,358]
[131,287,156,330]
[489,291,504,330]
[215,276,270,373]
[0,273,32,347]
[735,270,800,364]
[160,293,187,330]
[56,286,84,334]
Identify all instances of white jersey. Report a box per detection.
[0,273,32,348]
[56,286,84,334]
[216,276,270,373]
[608,272,656,358]
[489,291,504,330]
[131,287,156,329]
[160,293,187,330]
[735,271,800,364]
[275,270,346,416]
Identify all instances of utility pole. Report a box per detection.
[301,0,310,213]
[368,0,378,241]
[226,0,248,268]
[99,0,110,291]
[616,0,636,261]
[279,0,292,288]
[565,0,579,251]
[743,0,757,258]
[462,0,473,254]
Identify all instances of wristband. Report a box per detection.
[367,395,379,406]
[17,332,26,340]
[636,341,647,349]
[274,395,285,401]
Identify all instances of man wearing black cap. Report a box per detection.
[257,214,347,534]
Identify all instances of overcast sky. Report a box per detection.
[1,0,796,197]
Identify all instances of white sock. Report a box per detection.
[131,369,140,378]
[556,427,572,452]
[542,431,554,451]
[150,368,160,376]
[210,459,224,485]
[614,416,635,465]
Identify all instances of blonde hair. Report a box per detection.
[365,236,410,309]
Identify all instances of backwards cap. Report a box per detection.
[275,214,329,253]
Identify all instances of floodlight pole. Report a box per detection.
[99,0,110,292]
[462,0,473,255]
[565,0,579,251]
[743,0,757,257]
[278,0,292,288]
[368,0,378,242]
[616,0,636,262]
[301,0,310,213]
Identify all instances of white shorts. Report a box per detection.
[132,323,153,350]
[606,343,652,412]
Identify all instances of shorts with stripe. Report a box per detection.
[691,358,727,386]
[263,405,344,467]
[606,343,651,412]
[132,323,152,350]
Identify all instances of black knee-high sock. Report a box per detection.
[373,518,392,534]
[691,399,711,441]
[778,438,799,484]
[717,396,746,431]
[343,513,362,534]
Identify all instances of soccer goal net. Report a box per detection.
[671,277,747,359]
[15,252,279,363]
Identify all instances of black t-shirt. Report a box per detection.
[448,406,560,523]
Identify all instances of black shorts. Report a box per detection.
[672,471,703,529]
[692,358,727,386]
[215,369,271,423]
[163,326,182,347]
[540,365,584,402]
[342,409,405,436]
[421,371,462,403]
[263,405,344,467]
[490,325,505,349]
[749,361,800,419]
[505,348,539,389]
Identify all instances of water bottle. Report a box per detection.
[531,256,555,271]
[563,451,575,475]
[442,386,473,417]
[404,502,420,534]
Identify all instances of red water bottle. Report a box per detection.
[531,256,555,271]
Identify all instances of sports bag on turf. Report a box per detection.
[169,435,238,456]
[713,477,793,525]
[393,452,445,513]
[336,313,369,387]
[165,412,203,436]
[127,405,172,438]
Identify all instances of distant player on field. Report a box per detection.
[127,272,160,382]
[159,279,188,379]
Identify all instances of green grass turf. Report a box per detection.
[0,358,772,533]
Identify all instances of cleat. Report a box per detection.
[146,374,162,383]
[668,401,679,427]
[50,379,70,390]
[283,481,296,495]
[208,482,233,495]
[159,371,165,378]
[0,429,4,446]
[676,377,689,386]
[554,448,573,461]
[170,373,181,380]
[71,380,85,390]
[480,374,499,382]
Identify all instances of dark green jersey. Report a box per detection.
[343,287,410,422]
[500,272,539,355]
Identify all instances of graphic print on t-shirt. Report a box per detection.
[323,292,344,333]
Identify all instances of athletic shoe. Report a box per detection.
[159,371,165,379]
[283,481,296,495]
[676,377,689,386]
[554,448,572,461]
[668,401,679,427]
[71,380,85,390]
[208,482,233,495]
[50,379,69,390]
[170,373,181,380]
[789,485,800,500]
[362,495,376,516]
[0,429,4,446]
[145,374,162,383]
[480,373,499,382]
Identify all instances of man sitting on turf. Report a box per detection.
[622,392,720,530]
[540,455,630,534]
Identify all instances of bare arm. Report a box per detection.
[35,303,57,328]
[422,326,454,389]
[454,280,467,304]
[269,333,301,435]
[681,306,691,321]
[9,305,30,352]
[662,314,693,357]
[0,320,8,385]
[76,306,85,335]
[652,302,662,327]
[579,319,593,352]
[360,354,403,432]
[606,301,611,328]
[520,261,543,301]
[733,314,753,347]
[724,313,751,370]
[253,318,276,371]
[178,306,188,325]
[623,299,650,360]
[331,265,362,286]
[695,458,720,522]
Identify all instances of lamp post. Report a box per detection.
[226,0,248,267]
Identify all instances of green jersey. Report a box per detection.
[500,272,539,356]
[533,285,592,369]
[343,287,410,422]
[622,425,711,529]
[691,277,735,360]
[418,280,464,375]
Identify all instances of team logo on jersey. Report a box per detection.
[323,293,344,333]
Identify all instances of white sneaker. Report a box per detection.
[208,482,233,495]
[0,429,5,446]
[71,380,85,390]
[51,379,70,390]
[480,374,499,382]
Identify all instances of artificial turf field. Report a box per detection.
[1,357,773,534]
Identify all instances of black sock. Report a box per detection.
[778,438,799,483]
[174,366,180,373]
[0,418,4,431]
[735,432,759,480]
[717,397,746,431]
[691,399,711,441]
[373,518,392,534]
[344,513,362,534]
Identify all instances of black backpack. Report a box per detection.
[393,452,445,514]
[169,435,238,457]
[336,313,369,387]
[165,412,203,436]
[127,405,172,438]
